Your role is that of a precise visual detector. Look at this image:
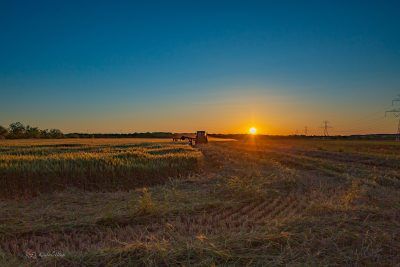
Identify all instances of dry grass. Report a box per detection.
[0,138,399,266]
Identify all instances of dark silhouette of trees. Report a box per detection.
[64,132,173,138]
[49,129,64,138]
[40,129,50,138]
[8,122,26,138]
[0,125,8,139]
[26,125,41,138]
[0,122,174,139]
[0,122,64,139]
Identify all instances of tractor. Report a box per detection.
[173,131,208,146]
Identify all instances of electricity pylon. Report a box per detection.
[304,126,308,136]
[321,120,332,137]
[386,95,400,141]
[391,94,400,105]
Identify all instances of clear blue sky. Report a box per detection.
[1,0,400,134]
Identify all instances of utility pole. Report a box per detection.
[304,126,308,136]
[386,95,400,141]
[321,120,332,137]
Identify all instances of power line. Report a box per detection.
[329,105,392,135]
[332,115,387,134]
[385,95,400,141]
[333,120,388,134]
[321,120,332,137]
[322,105,392,135]
[345,108,389,126]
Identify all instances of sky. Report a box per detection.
[1,0,400,135]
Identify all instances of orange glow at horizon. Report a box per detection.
[249,127,257,135]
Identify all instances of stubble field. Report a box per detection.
[0,138,399,266]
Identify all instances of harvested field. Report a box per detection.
[0,138,399,266]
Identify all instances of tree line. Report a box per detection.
[0,122,63,139]
[0,122,174,139]
[64,132,173,139]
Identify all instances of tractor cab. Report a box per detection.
[196,131,208,144]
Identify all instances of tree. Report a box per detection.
[49,129,64,139]
[40,129,50,138]
[25,125,41,138]
[9,122,26,139]
[0,125,8,139]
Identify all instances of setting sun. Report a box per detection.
[249,127,257,135]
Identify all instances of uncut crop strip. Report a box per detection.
[0,142,202,198]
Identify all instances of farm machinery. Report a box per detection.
[173,131,208,146]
